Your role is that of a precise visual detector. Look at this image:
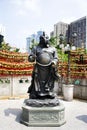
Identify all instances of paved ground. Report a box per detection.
[0,97,87,130]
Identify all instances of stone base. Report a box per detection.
[20,101,66,126]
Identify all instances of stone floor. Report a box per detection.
[0,97,87,130]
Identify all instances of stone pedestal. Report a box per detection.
[20,99,66,126]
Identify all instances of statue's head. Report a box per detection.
[39,32,49,47]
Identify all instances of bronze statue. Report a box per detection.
[27,32,59,99]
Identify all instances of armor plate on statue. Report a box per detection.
[36,52,52,66]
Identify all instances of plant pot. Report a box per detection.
[62,84,74,101]
[80,79,87,86]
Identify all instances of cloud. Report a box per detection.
[10,0,22,5]
[76,0,87,13]
[24,0,40,12]
[52,0,87,24]
[61,17,77,24]
[17,10,27,16]
[10,0,41,16]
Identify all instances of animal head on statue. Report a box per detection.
[39,32,49,47]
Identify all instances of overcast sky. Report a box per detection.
[0,0,87,52]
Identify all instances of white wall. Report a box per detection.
[0,76,31,99]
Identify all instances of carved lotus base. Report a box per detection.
[20,101,66,126]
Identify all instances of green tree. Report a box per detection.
[50,36,68,62]
[13,48,20,52]
[29,38,38,50]
[49,36,57,47]
[0,41,11,51]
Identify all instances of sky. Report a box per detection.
[0,0,87,52]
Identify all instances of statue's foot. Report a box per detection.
[29,92,55,100]
[29,94,37,99]
[37,92,55,99]
[47,93,55,99]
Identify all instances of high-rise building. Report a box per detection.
[52,16,87,49]
[69,16,87,49]
[0,34,4,48]
[26,31,43,53]
[50,31,54,37]
[26,36,31,53]
[36,31,43,43]
[0,24,5,35]
[53,22,68,45]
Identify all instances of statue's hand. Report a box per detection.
[57,74,61,79]
[51,61,56,68]
[28,55,36,62]
[51,60,57,68]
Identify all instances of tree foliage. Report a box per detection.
[0,41,20,52]
[49,36,68,62]
[29,38,38,50]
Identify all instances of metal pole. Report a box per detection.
[67,51,70,84]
